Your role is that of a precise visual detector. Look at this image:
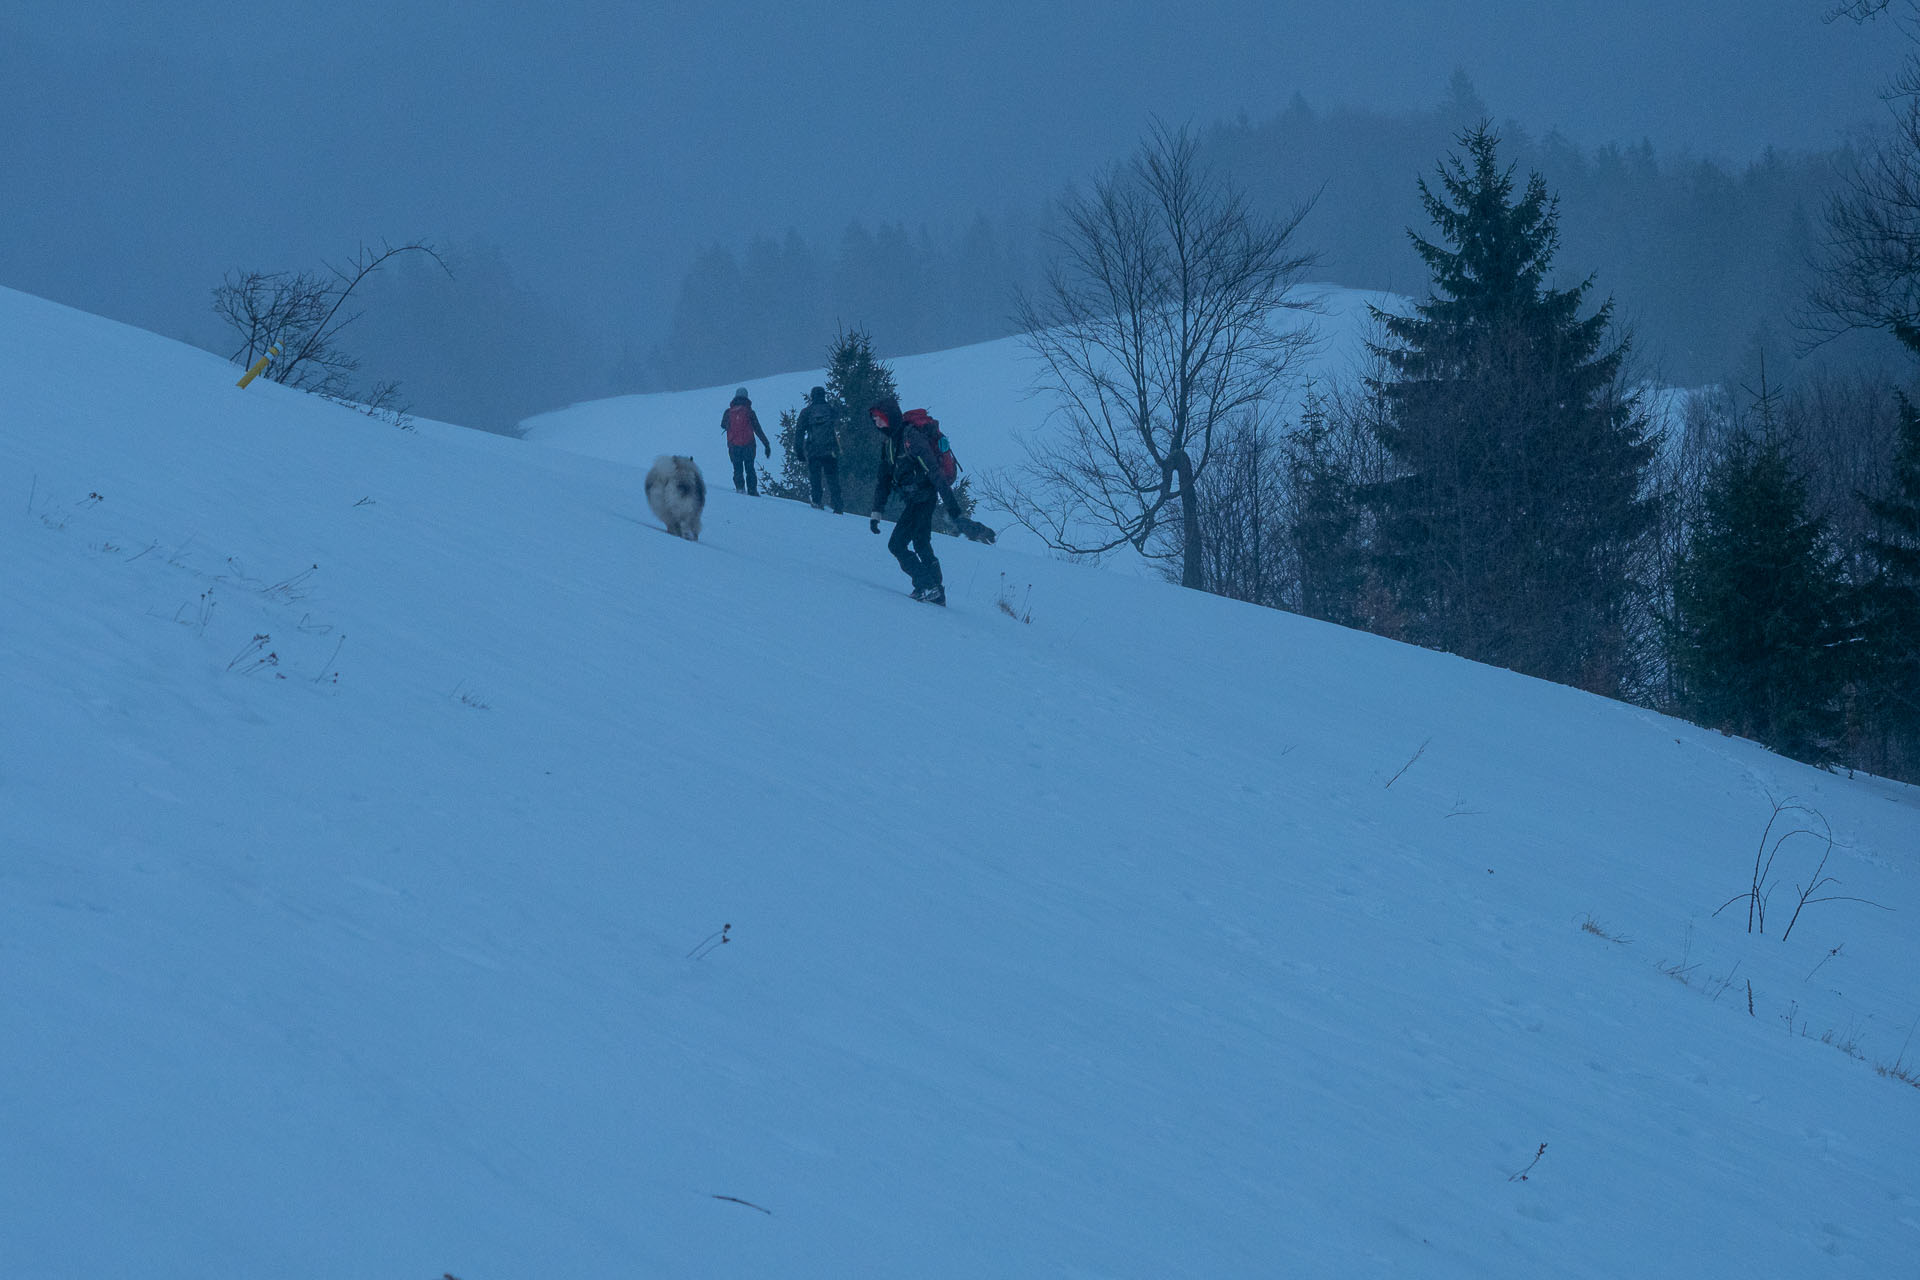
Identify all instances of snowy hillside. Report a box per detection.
[4,282,1917,1278]
[520,285,1398,558]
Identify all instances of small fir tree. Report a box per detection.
[761,404,811,501]
[826,326,898,515]
[1667,427,1850,765]
[760,327,897,504]
[778,325,975,525]
[1286,390,1368,629]
[1856,391,1920,771]
[1368,125,1658,693]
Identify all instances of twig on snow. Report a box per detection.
[1384,737,1431,789]
[711,1194,771,1215]
[1506,1142,1548,1182]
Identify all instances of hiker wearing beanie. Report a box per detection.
[720,387,771,495]
[867,395,965,605]
[793,385,844,514]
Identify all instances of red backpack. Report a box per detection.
[724,403,757,447]
[902,408,959,484]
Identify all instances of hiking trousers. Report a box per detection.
[887,498,942,592]
[729,444,759,495]
[807,456,844,513]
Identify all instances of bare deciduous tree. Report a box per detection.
[213,241,449,405]
[985,123,1318,588]
[1183,415,1290,607]
[1174,375,1390,621]
[1810,4,1920,350]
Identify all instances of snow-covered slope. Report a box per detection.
[520,285,1396,558]
[4,283,1917,1278]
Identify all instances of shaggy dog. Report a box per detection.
[644,455,705,541]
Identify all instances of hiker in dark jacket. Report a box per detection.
[867,395,965,605]
[720,388,771,495]
[793,385,844,513]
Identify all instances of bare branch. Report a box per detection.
[212,240,450,403]
[1781,827,1895,940]
[1824,1,1900,21]
[1805,18,1920,351]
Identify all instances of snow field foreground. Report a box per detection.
[3,282,1917,1277]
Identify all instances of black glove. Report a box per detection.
[762,443,771,458]
[869,513,882,534]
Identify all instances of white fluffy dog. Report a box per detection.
[645,455,706,541]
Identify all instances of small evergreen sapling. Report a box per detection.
[1666,429,1849,764]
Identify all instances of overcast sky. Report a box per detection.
[2,1,1900,350]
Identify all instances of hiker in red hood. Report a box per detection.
[868,396,965,605]
[720,387,771,495]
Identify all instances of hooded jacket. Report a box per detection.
[869,397,961,518]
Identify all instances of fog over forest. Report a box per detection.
[2,2,1904,430]
[616,74,1901,409]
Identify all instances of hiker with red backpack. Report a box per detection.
[867,397,989,605]
[720,387,771,495]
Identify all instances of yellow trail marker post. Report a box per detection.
[236,344,281,389]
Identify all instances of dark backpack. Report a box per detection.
[799,401,840,456]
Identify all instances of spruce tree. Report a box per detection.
[757,327,897,505]
[1286,391,1367,629]
[760,326,974,523]
[761,404,811,501]
[1668,429,1849,765]
[825,326,897,518]
[1857,391,1920,772]
[1368,125,1658,693]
